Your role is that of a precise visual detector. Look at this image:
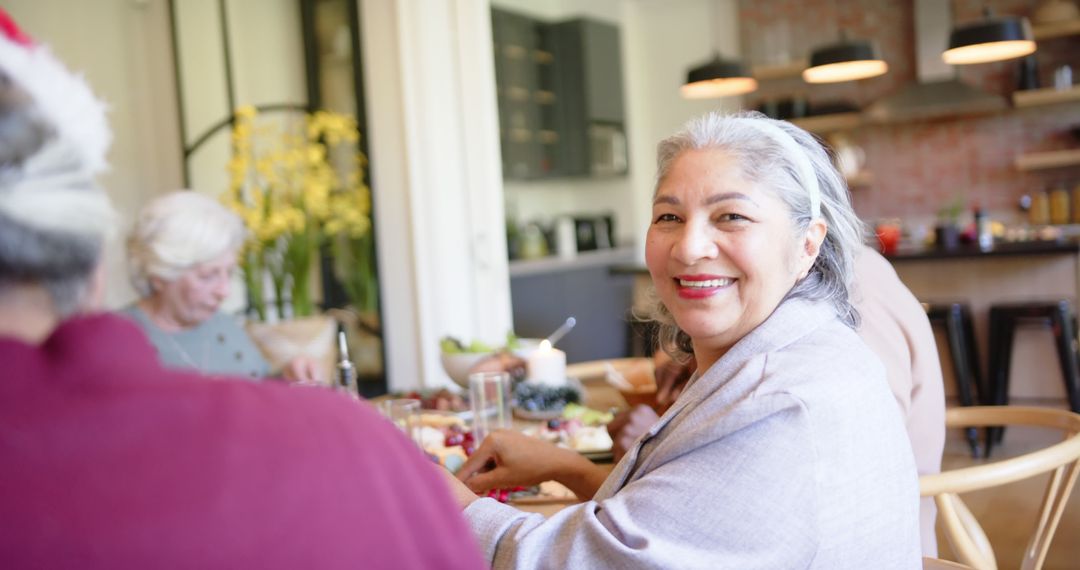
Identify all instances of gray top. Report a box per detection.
[464,297,922,569]
[119,305,270,381]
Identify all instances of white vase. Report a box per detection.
[246,314,337,384]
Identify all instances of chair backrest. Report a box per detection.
[920,406,1080,570]
[923,557,975,570]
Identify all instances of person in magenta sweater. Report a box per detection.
[0,10,482,569]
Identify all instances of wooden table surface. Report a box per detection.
[379,366,635,516]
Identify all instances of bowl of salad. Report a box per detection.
[439,336,498,388]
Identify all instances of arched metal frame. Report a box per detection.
[167,0,387,395]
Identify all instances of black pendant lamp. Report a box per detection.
[943,8,1036,65]
[803,32,888,84]
[681,53,758,99]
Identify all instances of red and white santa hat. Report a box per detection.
[0,8,114,238]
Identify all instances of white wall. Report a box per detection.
[362,0,512,391]
[4,0,184,309]
[622,0,744,259]
[174,0,308,209]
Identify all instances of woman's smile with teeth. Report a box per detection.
[678,278,733,288]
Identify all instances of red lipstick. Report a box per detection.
[674,274,731,299]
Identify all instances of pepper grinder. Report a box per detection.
[335,324,357,395]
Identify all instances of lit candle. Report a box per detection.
[526,340,567,386]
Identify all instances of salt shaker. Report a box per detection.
[1054,65,1073,90]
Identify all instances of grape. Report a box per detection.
[513,382,581,412]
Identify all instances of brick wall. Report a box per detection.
[738,0,1080,222]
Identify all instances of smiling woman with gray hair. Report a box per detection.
[443,111,921,568]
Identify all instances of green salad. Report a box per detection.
[440,331,520,354]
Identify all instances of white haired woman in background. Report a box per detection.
[122,191,319,382]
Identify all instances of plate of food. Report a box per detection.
[521,403,615,462]
[512,379,585,420]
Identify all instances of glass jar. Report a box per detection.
[1030,191,1051,226]
[1050,185,1070,225]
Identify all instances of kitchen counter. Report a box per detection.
[510,246,637,364]
[886,240,1079,262]
[608,240,1080,272]
[509,246,636,278]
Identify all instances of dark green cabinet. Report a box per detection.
[491,10,627,180]
[491,9,560,179]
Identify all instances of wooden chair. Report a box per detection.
[920,406,1080,570]
[923,557,974,569]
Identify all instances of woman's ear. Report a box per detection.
[148,275,166,294]
[796,219,828,279]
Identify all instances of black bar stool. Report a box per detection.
[986,300,1080,456]
[925,302,984,457]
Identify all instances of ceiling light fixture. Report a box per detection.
[943,8,1036,65]
[803,31,888,84]
[681,53,758,98]
[680,1,756,99]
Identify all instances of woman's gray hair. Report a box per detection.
[645,110,868,362]
[0,69,104,317]
[127,191,246,296]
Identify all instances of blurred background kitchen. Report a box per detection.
[6,0,1080,401]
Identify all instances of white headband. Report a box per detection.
[737,118,821,219]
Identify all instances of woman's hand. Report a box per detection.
[457,430,608,500]
[654,352,695,408]
[607,404,660,462]
[281,355,322,384]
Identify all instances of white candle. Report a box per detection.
[526,340,567,386]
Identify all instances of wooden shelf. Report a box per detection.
[1013,85,1080,108]
[846,171,874,187]
[503,44,527,59]
[790,112,863,134]
[1032,19,1080,40]
[534,90,556,104]
[752,59,807,81]
[1015,149,1080,171]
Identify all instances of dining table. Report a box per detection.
[375,359,641,516]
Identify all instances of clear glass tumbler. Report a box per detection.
[469,371,512,443]
[380,398,422,445]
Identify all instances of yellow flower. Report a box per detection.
[222,104,371,318]
[235,105,257,121]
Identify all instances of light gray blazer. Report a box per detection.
[465,297,921,569]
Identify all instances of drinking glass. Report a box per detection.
[469,371,512,443]
[381,398,422,445]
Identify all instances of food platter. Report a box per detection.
[512,377,585,418]
[511,407,563,421]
